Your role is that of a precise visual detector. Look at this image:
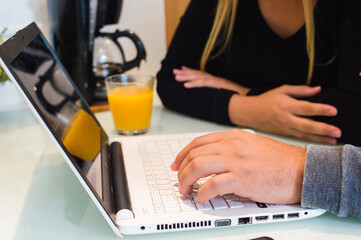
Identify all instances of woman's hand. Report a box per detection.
[173,66,250,95]
[171,129,306,204]
[229,85,342,144]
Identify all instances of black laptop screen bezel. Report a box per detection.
[0,22,117,224]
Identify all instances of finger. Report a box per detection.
[178,142,226,175]
[196,173,238,203]
[279,85,322,98]
[183,79,212,88]
[290,128,339,144]
[289,115,342,138]
[172,132,226,171]
[178,155,229,195]
[174,68,205,77]
[290,100,338,117]
[174,72,204,82]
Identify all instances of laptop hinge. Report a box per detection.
[109,142,134,221]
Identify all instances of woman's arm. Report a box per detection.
[157,0,238,125]
[303,144,361,219]
[301,1,361,145]
[228,85,341,144]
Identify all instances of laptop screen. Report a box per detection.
[0,23,116,222]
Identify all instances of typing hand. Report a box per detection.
[171,129,306,204]
[229,85,342,144]
[173,66,250,95]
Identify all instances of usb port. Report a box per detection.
[255,216,269,221]
[272,214,284,220]
[288,213,299,219]
[238,217,252,225]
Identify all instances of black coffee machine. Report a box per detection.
[47,0,146,104]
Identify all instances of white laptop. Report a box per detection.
[0,23,325,237]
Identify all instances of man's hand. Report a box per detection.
[173,66,250,95]
[171,129,306,204]
[229,85,342,144]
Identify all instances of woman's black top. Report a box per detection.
[156,0,361,145]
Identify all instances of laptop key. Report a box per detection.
[155,208,165,214]
[161,195,175,202]
[178,199,197,212]
[153,202,163,208]
[163,201,178,208]
[180,204,197,212]
[190,193,212,210]
[210,196,229,209]
[155,175,167,180]
[156,179,168,185]
[159,190,172,195]
[224,194,240,201]
[227,200,244,209]
[165,207,180,213]
[158,185,171,190]
[195,201,212,211]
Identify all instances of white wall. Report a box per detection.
[0,0,167,108]
[0,0,50,40]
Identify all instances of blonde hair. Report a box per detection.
[200,0,315,85]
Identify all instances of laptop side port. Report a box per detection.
[255,215,269,221]
[288,213,299,219]
[272,214,285,220]
[215,219,231,227]
[238,217,252,225]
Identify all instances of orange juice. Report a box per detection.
[62,109,100,162]
[107,86,153,131]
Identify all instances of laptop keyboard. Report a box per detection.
[138,139,244,214]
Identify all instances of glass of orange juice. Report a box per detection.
[105,74,155,135]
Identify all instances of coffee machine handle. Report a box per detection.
[100,30,146,72]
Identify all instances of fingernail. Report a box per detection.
[328,139,337,145]
[328,109,337,116]
[195,195,199,203]
[332,130,341,138]
[170,162,176,170]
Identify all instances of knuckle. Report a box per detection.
[299,122,313,132]
[187,149,197,160]
[228,129,243,136]
[300,103,314,115]
[228,139,242,151]
[192,136,202,145]
[280,84,290,90]
[207,178,220,191]
[189,158,202,171]
[275,115,288,124]
[278,103,289,111]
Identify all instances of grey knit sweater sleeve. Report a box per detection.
[302,145,361,218]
